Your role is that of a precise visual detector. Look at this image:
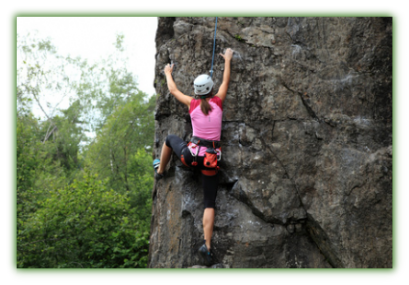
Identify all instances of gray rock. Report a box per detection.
[188,265,208,269]
[287,224,295,234]
[295,224,303,233]
[149,17,392,268]
[211,263,229,268]
[187,263,229,269]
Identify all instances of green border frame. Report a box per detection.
[0,0,409,285]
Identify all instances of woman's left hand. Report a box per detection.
[164,63,174,75]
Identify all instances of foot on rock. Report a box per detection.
[153,159,164,180]
[198,240,214,266]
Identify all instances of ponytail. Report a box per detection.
[200,90,213,115]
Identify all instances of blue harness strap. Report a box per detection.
[209,17,218,78]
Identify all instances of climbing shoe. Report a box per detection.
[153,159,164,180]
[198,240,214,266]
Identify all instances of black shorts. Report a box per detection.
[165,134,218,209]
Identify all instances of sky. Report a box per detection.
[17,17,157,118]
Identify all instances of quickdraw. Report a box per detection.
[216,148,222,161]
[187,141,200,166]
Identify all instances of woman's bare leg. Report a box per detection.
[203,208,215,250]
[158,142,172,174]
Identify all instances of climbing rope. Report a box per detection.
[209,17,218,78]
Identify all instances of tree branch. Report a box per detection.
[43,125,58,143]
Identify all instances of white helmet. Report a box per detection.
[194,74,214,95]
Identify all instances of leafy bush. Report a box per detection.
[17,172,149,268]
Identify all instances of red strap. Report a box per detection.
[181,155,190,167]
[201,169,218,176]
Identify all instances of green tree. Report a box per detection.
[17,33,155,268]
[84,91,155,223]
[17,172,149,268]
[17,33,85,189]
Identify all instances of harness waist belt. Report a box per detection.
[191,136,221,148]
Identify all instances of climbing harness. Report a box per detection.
[186,136,221,175]
[209,17,218,78]
[191,136,221,149]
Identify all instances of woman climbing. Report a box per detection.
[153,48,233,266]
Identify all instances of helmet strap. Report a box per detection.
[196,89,213,100]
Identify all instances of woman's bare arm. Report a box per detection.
[164,63,192,108]
[215,48,233,103]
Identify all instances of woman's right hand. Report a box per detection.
[220,48,233,61]
[164,63,174,75]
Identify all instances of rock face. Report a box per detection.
[149,17,392,268]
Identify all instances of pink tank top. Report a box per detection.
[189,96,223,156]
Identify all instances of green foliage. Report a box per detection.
[17,33,154,268]
[17,112,67,226]
[17,172,149,268]
[234,34,245,42]
[16,101,84,192]
[83,91,155,228]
